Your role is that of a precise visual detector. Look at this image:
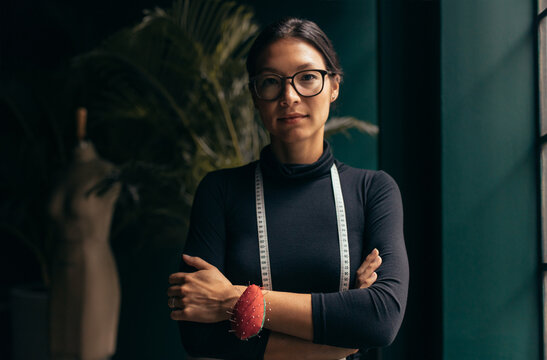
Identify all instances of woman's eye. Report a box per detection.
[299,73,318,82]
[261,77,280,87]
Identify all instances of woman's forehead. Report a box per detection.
[255,38,327,75]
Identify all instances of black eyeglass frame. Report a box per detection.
[249,69,333,101]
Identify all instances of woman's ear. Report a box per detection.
[330,74,341,103]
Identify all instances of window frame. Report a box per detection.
[537,2,547,360]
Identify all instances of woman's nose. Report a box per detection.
[279,80,300,105]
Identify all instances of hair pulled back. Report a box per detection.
[246,17,343,79]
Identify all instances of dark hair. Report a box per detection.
[246,17,343,79]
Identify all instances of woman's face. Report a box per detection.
[252,38,340,146]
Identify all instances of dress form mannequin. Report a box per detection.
[49,108,121,360]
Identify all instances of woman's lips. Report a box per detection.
[278,113,308,124]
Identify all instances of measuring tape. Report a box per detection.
[254,163,350,292]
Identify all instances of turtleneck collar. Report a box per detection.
[259,141,335,181]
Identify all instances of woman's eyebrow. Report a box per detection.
[296,62,316,70]
[258,67,280,74]
[257,63,319,75]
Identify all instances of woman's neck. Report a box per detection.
[270,137,324,164]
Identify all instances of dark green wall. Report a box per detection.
[243,0,379,170]
[441,1,540,359]
[379,0,541,358]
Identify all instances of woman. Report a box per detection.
[167,18,409,360]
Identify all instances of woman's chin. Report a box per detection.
[271,129,323,145]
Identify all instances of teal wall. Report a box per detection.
[441,1,540,359]
[244,0,379,170]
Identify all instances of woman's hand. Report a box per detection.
[168,254,241,323]
[354,248,382,289]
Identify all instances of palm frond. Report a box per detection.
[325,116,379,139]
[66,0,377,254]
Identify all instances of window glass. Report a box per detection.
[543,145,547,262]
[541,18,547,135]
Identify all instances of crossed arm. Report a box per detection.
[168,250,382,360]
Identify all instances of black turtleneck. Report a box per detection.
[178,142,409,359]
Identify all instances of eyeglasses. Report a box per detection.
[249,69,332,101]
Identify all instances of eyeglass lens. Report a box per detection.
[254,70,325,100]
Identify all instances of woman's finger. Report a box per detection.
[168,272,187,284]
[356,248,379,275]
[354,251,382,288]
[182,254,215,271]
[168,296,177,308]
[168,296,185,309]
[359,271,378,289]
[361,255,382,279]
[167,285,184,297]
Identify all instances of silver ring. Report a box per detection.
[169,296,175,308]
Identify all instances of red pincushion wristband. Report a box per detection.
[229,284,266,340]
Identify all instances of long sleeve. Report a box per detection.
[311,170,409,349]
[177,172,270,359]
